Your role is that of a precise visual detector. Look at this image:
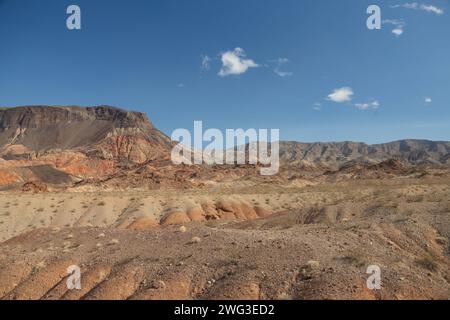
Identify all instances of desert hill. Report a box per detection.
[0,105,172,161]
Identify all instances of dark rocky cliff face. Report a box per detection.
[0,105,153,131]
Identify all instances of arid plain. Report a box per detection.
[0,106,449,300]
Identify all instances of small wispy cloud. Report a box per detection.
[327,87,354,103]
[392,28,404,36]
[391,2,419,9]
[425,97,432,103]
[382,19,406,37]
[200,54,211,71]
[313,102,322,111]
[371,100,380,109]
[218,48,258,77]
[391,3,444,15]
[272,58,293,77]
[354,100,380,110]
[178,83,185,88]
[420,4,444,15]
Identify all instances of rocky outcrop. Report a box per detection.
[160,200,272,225]
[21,181,48,193]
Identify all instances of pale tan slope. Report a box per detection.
[0,191,275,241]
[1,177,450,242]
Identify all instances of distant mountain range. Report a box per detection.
[1,105,450,166]
[278,140,450,168]
[0,106,449,190]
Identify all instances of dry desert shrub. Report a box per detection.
[337,251,367,268]
[415,256,438,272]
[406,195,424,203]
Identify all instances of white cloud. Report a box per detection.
[383,19,405,37]
[371,100,380,109]
[272,58,293,77]
[392,28,404,36]
[178,83,185,88]
[420,4,444,15]
[391,3,444,15]
[200,55,211,71]
[354,103,370,110]
[313,102,322,111]
[354,100,380,110]
[391,3,415,9]
[274,70,293,77]
[324,87,380,111]
[327,87,354,103]
[383,19,405,25]
[391,2,419,9]
[218,48,258,77]
[425,97,432,103]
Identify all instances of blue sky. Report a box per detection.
[0,0,449,143]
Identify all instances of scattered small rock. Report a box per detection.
[299,260,320,280]
[435,237,448,246]
[190,236,201,244]
[305,260,320,270]
[108,239,119,246]
[151,280,166,289]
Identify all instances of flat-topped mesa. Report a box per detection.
[0,106,172,163]
[0,105,153,130]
